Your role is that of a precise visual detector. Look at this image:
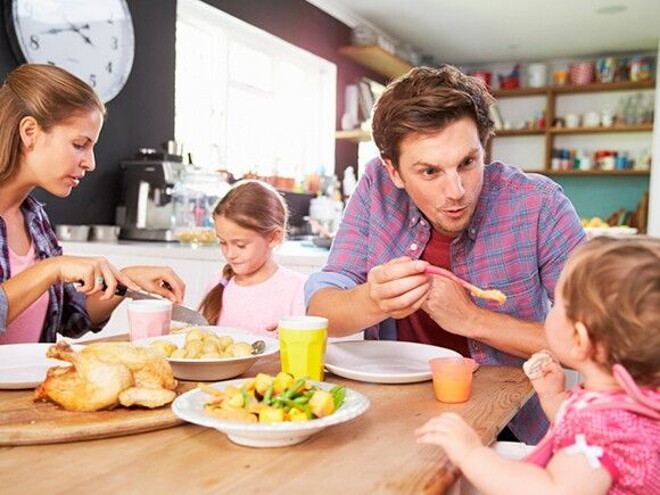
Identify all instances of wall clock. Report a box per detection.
[4,0,135,103]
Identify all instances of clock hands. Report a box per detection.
[41,22,95,47]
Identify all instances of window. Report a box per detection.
[175,0,336,180]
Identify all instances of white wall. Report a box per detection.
[647,40,660,236]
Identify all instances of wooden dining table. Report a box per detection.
[0,338,533,495]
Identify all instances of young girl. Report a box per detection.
[416,237,660,495]
[0,64,184,344]
[198,180,306,336]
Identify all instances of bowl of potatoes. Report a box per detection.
[135,327,279,381]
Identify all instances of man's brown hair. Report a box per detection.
[562,237,660,386]
[371,65,495,167]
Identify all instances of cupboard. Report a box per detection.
[490,79,655,175]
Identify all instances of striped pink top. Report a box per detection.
[0,243,48,344]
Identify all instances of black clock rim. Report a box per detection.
[3,0,28,65]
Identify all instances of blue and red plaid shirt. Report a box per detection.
[305,158,587,444]
[0,196,102,343]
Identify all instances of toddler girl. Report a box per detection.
[416,237,659,495]
[198,180,306,336]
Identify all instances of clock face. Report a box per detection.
[7,0,135,103]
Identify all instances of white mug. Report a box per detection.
[584,112,601,127]
[565,113,581,128]
[527,63,547,88]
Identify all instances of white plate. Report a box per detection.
[324,340,461,384]
[172,378,370,447]
[0,343,83,389]
[134,326,279,381]
[584,226,638,239]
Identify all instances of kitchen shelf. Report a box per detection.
[526,169,650,176]
[495,128,546,136]
[491,87,550,98]
[491,79,655,98]
[335,129,372,142]
[338,45,413,79]
[548,123,653,134]
[490,78,656,173]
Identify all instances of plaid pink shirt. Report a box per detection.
[305,158,586,443]
[0,196,102,343]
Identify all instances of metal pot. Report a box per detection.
[55,225,90,242]
[89,225,121,242]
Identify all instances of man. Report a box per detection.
[305,66,586,444]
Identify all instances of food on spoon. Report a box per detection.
[149,329,256,359]
[200,372,346,423]
[34,341,177,412]
[424,265,507,304]
[522,351,555,380]
[468,287,507,304]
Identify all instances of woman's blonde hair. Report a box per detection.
[198,180,288,324]
[561,236,660,386]
[0,64,106,182]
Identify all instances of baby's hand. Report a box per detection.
[523,350,566,398]
[523,350,558,380]
[415,413,483,467]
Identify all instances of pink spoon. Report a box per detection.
[424,265,507,304]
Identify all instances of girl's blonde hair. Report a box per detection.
[561,236,660,386]
[198,180,288,323]
[0,64,106,182]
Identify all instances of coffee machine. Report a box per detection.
[116,149,185,241]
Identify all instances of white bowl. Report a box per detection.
[172,378,370,447]
[134,327,279,381]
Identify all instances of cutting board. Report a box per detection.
[0,382,197,446]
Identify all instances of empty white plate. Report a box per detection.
[324,340,461,384]
[0,343,81,389]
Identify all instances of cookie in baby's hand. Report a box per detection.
[523,352,555,380]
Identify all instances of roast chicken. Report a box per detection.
[34,341,177,412]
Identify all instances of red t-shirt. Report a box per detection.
[395,229,470,356]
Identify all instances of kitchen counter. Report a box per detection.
[61,239,330,267]
[60,239,329,340]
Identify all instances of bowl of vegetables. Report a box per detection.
[171,373,370,447]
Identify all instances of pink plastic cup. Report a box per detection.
[127,300,173,341]
[429,357,474,403]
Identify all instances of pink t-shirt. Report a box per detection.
[526,386,660,494]
[204,266,307,337]
[0,244,48,344]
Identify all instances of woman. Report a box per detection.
[0,64,185,344]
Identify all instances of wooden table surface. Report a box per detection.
[0,343,533,495]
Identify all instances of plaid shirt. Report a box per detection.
[0,196,101,342]
[305,158,587,444]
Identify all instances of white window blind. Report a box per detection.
[175,0,336,180]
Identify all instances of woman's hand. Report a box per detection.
[366,257,431,319]
[51,255,141,300]
[121,265,186,303]
[415,413,484,467]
